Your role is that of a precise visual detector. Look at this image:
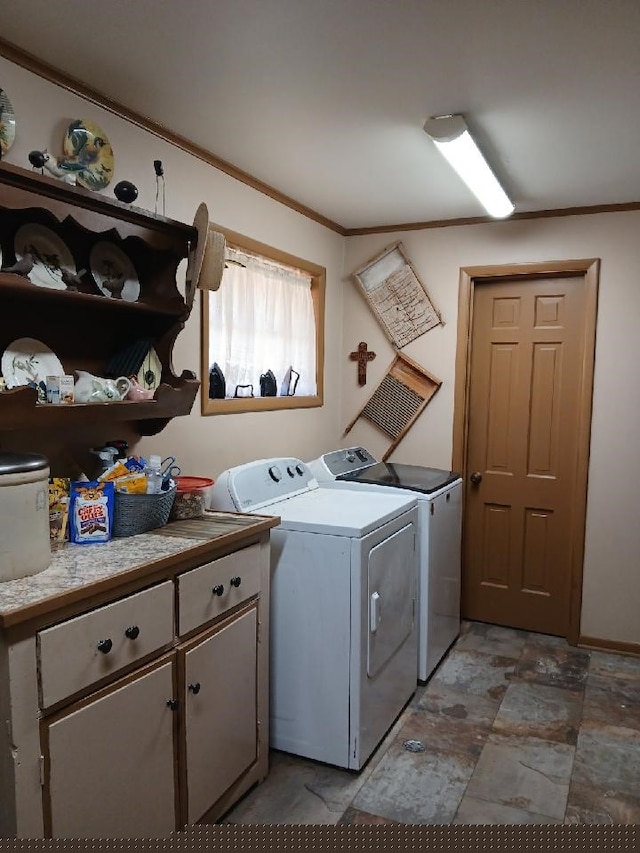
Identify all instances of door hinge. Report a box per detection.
[39,755,45,787]
[430,503,435,516]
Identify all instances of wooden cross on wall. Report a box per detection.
[349,341,377,385]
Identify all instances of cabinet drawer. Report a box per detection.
[38,581,174,709]
[178,544,262,636]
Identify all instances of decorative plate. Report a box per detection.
[137,346,162,392]
[14,224,75,289]
[90,241,140,302]
[1,337,64,389]
[0,88,16,156]
[61,119,114,191]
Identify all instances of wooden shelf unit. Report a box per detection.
[0,161,201,440]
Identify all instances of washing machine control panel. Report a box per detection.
[309,446,377,480]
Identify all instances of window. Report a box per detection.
[201,226,325,414]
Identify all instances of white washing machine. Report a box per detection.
[210,457,420,770]
[308,447,462,682]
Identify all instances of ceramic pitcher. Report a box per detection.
[74,370,131,403]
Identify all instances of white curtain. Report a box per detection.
[207,248,317,398]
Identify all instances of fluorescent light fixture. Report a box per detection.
[423,114,514,218]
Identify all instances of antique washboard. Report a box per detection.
[351,241,443,348]
[343,351,442,460]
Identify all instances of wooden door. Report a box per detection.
[45,658,177,838]
[454,261,598,639]
[180,605,258,825]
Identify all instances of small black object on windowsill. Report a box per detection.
[234,384,254,398]
[280,366,300,396]
[259,370,277,397]
[208,363,226,399]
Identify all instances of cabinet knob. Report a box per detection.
[97,638,113,654]
[212,584,225,596]
[188,682,201,694]
[166,699,179,711]
[230,576,242,588]
[125,625,140,640]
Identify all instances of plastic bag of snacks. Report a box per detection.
[98,455,164,496]
[69,480,115,544]
[48,477,70,549]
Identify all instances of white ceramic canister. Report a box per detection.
[0,452,52,582]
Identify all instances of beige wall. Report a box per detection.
[2,56,639,648]
[343,214,640,646]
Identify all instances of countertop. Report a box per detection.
[0,511,279,629]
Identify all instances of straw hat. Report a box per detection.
[185,202,208,309]
[185,203,227,307]
[201,228,227,291]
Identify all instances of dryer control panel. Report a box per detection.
[211,457,316,512]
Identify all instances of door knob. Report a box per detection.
[469,472,483,485]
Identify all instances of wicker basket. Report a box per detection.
[113,483,177,538]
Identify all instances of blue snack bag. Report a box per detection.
[69,480,115,544]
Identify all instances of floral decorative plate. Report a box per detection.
[90,241,140,302]
[14,224,75,289]
[1,338,64,390]
[0,88,16,156]
[61,119,114,191]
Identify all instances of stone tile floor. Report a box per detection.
[220,621,640,825]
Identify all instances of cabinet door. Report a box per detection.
[46,659,177,838]
[182,606,258,824]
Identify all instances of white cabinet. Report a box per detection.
[45,658,177,839]
[180,605,258,824]
[45,600,263,837]
[38,580,174,709]
[0,519,274,838]
[177,543,262,637]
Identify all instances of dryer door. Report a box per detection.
[349,508,418,769]
[367,521,415,678]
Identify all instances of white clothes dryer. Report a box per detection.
[308,447,462,682]
[210,457,419,770]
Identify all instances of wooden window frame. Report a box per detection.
[200,225,325,415]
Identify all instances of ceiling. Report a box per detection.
[2,0,640,232]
